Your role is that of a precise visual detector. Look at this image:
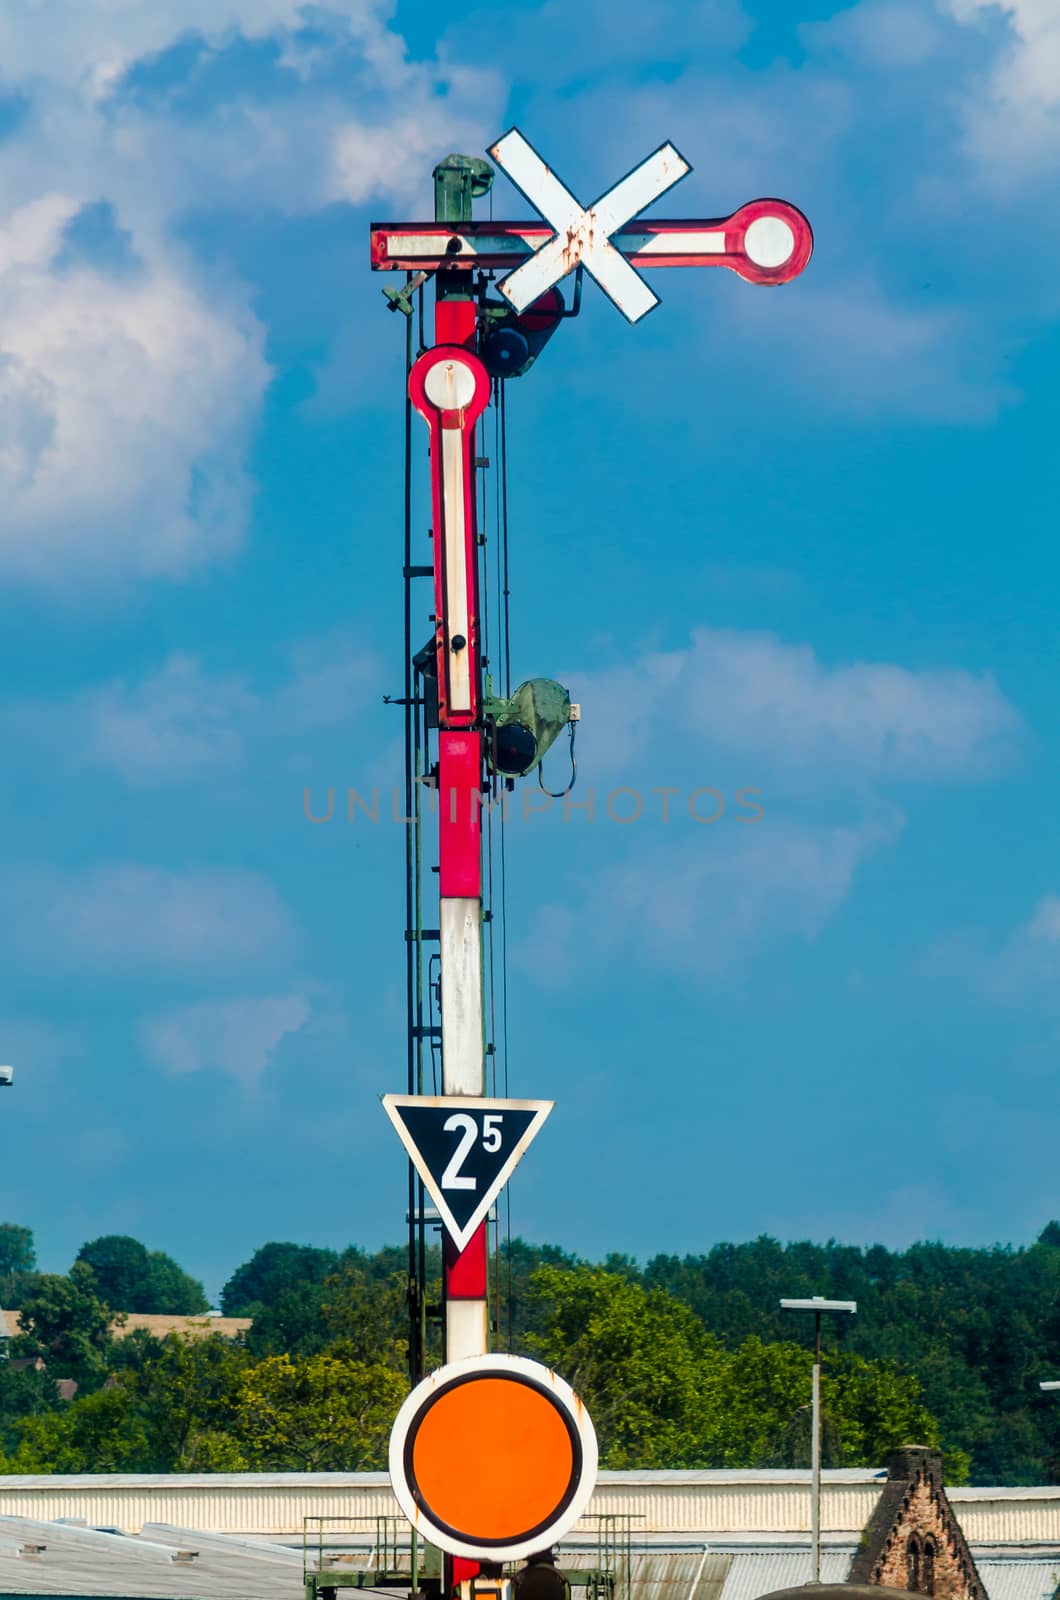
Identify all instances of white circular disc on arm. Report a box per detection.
[423,359,477,410]
[743,216,796,268]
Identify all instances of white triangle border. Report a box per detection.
[381,1093,553,1253]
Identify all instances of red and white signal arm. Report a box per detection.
[407,346,492,727]
[389,1353,598,1561]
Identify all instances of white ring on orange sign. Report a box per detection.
[388,1352,599,1562]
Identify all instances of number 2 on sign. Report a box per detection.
[441,1112,503,1190]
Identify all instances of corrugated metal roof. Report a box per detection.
[0,1470,1050,1493]
[0,1474,887,1539]
[0,1518,1054,1600]
[954,1492,1060,1503]
[594,1473,887,1487]
[717,1546,853,1600]
[0,1474,1056,1545]
[562,1550,732,1600]
[976,1558,1060,1600]
[957,1506,1060,1545]
[0,1516,301,1598]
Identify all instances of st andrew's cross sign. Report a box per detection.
[370,127,814,321]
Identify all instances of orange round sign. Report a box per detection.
[389,1355,598,1560]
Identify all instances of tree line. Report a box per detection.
[0,1223,1058,1482]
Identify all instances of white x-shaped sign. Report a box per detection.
[488,128,691,324]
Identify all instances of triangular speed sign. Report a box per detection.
[381,1094,553,1252]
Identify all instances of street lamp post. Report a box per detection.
[779,1296,858,1585]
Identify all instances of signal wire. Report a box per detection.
[478,380,503,1346]
[486,378,515,1350]
[401,276,425,1384]
[500,380,512,698]
[497,382,514,1349]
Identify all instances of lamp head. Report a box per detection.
[486,679,574,778]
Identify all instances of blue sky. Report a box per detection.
[0,0,1056,1304]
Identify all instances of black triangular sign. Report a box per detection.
[381,1094,553,1252]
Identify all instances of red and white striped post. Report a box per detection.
[409,293,491,1368]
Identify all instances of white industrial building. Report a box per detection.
[0,1469,1055,1600]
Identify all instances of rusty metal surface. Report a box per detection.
[559,1549,732,1600]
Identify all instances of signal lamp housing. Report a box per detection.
[480,288,565,379]
[485,678,574,778]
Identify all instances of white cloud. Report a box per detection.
[515,818,896,980]
[0,1,388,97]
[0,5,505,591]
[142,992,310,1092]
[0,633,384,785]
[718,273,1014,424]
[598,818,894,969]
[947,0,1060,178]
[0,8,504,224]
[921,893,1060,1006]
[803,1,948,67]
[274,636,384,731]
[329,76,503,210]
[84,655,254,784]
[526,9,1055,421]
[447,0,751,95]
[573,626,1022,786]
[8,863,297,971]
[0,195,269,587]
[516,619,1019,986]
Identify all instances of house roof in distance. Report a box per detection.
[0,1310,251,1341]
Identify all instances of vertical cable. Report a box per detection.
[480,390,505,1350]
[401,277,420,1384]
[501,805,513,1350]
[500,381,512,697]
[497,380,515,1349]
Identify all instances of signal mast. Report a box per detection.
[373,130,812,1600]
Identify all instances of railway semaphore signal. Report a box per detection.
[374,130,813,1600]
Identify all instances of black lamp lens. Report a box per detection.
[492,721,537,776]
[483,327,531,376]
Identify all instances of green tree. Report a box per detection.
[640,1228,1060,1482]
[0,1361,65,1456]
[126,1333,252,1469]
[1,1334,252,1472]
[75,1235,208,1314]
[239,1247,411,1365]
[317,1263,407,1368]
[14,1264,113,1389]
[142,1251,210,1315]
[232,1352,407,1469]
[525,1265,947,1474]
[221,1241,340,1316]
[490,1238,581,1348]
[0,1224,35,1306]
[526,1264,726,1467]
[1,1384,150,1473]
[715,1336,944,1470]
